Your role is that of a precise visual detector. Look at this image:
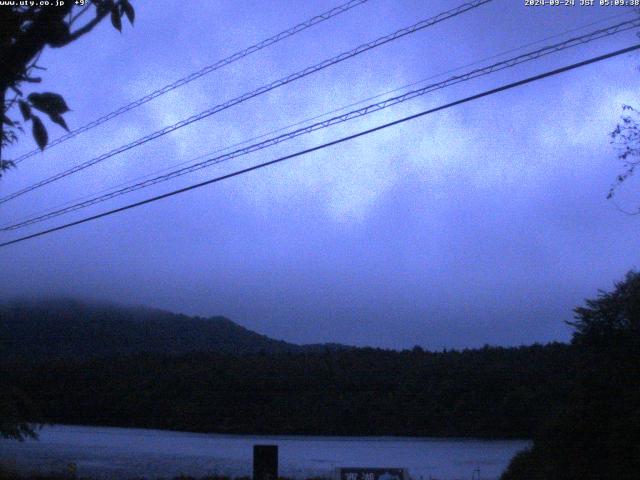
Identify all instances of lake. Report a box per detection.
[0,425,529,480]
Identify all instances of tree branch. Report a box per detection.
[68,4,91,28]
[62,10,110,46]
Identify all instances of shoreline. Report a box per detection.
[18,423,532,443]
[1,425,529,480]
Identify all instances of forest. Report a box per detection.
[1,340,573,439]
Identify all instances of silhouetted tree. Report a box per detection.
[0,0,135,177]
[609,105,640,212]
[607,15,640,211]
[570,270,640,341]
[502,271,640,480]
[0,384,40,441]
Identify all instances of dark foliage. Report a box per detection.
[501,271,640,480]
[0,1,134,175]
[609,105,640,209]
[0,383,39,441]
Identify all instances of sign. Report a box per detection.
[336,468,408,480]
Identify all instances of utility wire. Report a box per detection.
[3,17,638,232]
[15,8,633,231]
[6,8,631,230]
[11,0,370,165]
[1,43,638,249]
[0,0,492,205]
[4,10,628,231]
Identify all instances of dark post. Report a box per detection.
[253,445,278,480]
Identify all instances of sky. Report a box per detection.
[1,0,639,350]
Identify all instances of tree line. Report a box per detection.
[1,342,574,439]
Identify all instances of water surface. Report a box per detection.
[0,425,529,480]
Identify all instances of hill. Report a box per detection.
[0,298,576,439]
[0,298,344,360]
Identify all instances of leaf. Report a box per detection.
[18,100,31,120]
[31,115,48,150]
[121,0,135,25]
[2,115,15,127]
[27,92,70,115]
[111,5,122,31]
[49,112,69,132]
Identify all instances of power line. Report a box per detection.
[11,0,370,165]
[3,17,638,232]
[7,8,631,230]
[0,0,492,205]
[5,11,630,232]
[2,43,637,249]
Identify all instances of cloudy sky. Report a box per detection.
[1,0,639,349]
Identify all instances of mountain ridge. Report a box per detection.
[0,298,352,360]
